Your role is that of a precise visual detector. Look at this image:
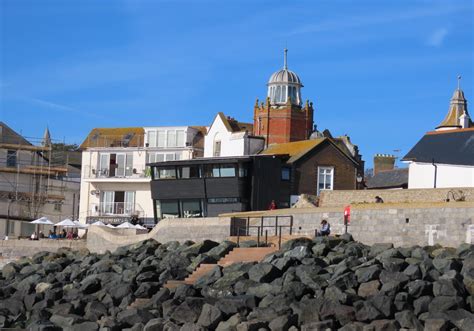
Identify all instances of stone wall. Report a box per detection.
[257,203,474,248]
[319,187,474,207]
[86,217,231,254]
[0,239,87,267]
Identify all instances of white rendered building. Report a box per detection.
[403,82,474,189]
[204,112,264,157]
[79,126,204,226]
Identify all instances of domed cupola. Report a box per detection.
[267,49,303,106]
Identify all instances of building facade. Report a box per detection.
[260,137,363,203]
[0,122,80,238]
[149,155,290,220]
[79,126,204,226]
[204,112,264,157]
[253,49,314,146]
[403,82,474,189]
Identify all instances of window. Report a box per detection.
[157,167,177,179]
[160,200,180,218]
[213,140,221,157]
[148,131,157,147]
[176,130,185,147]
[317,166,334,195]
[220,164,236,177]
[281,167,291,181]
[182,200,202,217]
[167,131,176,147]
[204,164,237,177]
[276,86,281,103]
[157,131,166,148]
[54,202,62,211]
[6,150,16,167]
[179,165,201,179]
[238,164,248,177]
[115,153,133,177]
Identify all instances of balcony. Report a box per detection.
[82,165,151,181]
[89,202,144,217]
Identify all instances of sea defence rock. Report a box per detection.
[1,237,474,330]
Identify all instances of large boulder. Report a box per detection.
[248,263,281,283]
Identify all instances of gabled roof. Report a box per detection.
[80,127,145,149]
[0,122,32,145]
[366,168,409,189]
[213,112,253,134]
[260,138,359,165]
[402,128,474,166]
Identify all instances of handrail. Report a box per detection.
[231,215,294,249]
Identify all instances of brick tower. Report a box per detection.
[253,49,314,146]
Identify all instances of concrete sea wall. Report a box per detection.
[86,217,231,254]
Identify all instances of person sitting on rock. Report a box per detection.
[320,220,331,236]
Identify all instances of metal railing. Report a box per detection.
[231,215,294,249]
[82,165,149,179]
[89,202,144,216]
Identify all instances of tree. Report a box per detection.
[51,143,79,152]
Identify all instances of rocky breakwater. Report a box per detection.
[0,236,474,330]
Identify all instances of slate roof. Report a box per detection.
[402,128,474,166]
[0,122,32,145]
[366,168,409,189]
[80,127,145,149]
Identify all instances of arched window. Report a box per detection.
[275,86,281,103]
[281,85,287,103]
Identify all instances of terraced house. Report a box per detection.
[78,126,205,226]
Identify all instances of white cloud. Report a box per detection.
[427,28,449,47]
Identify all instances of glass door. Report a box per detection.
[124,191,135,214]
[101,191,114,214]
[99,154,110,177]
[116,153,126,177]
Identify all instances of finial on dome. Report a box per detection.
[457,75,461,90]
[283,48,288,70]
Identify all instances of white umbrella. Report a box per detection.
[106,224,116,228]
[56,218,76,227]
[134,224,146,230]
[73,220,89,229]
[91,221,106,227]
[31,217,54,225]
[116,222,136,229]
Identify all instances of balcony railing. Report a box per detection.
[89,202,145,217]
[82,165,150,179]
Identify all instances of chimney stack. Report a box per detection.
[374,154,395,176]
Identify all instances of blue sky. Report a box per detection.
[1,0,472,168]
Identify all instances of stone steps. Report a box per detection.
[163,247,277,289]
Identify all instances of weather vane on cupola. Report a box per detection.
[457,75,462,90]
[284,48,288,70]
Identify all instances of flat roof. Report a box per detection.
[147,154,280,167]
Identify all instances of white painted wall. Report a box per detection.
[204,115,262,157]
[408,162,474,188]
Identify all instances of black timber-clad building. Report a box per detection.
[148,155,290,221]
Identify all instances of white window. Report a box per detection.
[214,141,221,157]
[167,131,176,148]
[176,130,185,147]
[148,131,157,147]
[317,166,334,195]
[157,131,166,148]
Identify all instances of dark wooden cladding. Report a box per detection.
[149,155,291,220]
[151,178,205,200]
[205,178,246,198]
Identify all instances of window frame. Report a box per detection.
[317,166,334,195]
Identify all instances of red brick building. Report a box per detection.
[253,49,314,146]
